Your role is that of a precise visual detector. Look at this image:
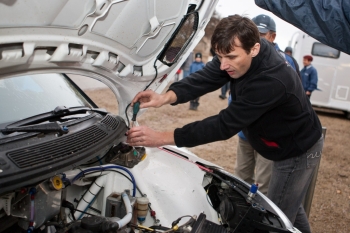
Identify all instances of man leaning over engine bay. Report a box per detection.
[126,15,323,233]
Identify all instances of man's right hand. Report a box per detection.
[131,90,177,109]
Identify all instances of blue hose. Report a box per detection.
[72,165,136,197]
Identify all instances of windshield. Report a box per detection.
[0,73,94,125]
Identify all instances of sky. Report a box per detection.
[215,0,300,51]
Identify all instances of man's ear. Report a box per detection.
[271,32,276,41]
[251,43,260,57]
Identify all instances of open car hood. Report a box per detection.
[0,0,218,118]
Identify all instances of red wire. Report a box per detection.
[157,147,213,173]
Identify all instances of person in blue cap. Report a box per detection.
[252,14,300,77]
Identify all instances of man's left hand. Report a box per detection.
[126,126,175,147]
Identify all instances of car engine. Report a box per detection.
[0,111,297,233]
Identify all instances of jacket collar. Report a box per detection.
[237,38,269,82]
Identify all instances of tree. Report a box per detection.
[204,11,221,40]
[194,11,221,62]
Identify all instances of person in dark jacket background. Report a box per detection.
[126,15,323,233]
[285,46,293,56]
[189,52,205,110]
[301,55,318,98]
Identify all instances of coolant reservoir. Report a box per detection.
[136,197,149,223]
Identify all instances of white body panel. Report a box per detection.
[64,146,220,227]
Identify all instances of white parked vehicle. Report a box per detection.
[0,1,300,233]
[291,31,350,118]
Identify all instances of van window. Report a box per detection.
[312,42,340,58]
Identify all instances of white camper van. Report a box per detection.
[291,31,350,119]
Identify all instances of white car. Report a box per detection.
[0,1,299,233]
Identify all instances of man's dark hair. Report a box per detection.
[211,15,260,55]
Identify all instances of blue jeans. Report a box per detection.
[267,136,324,233]
[183,70,190,79]
[221,82,230,97]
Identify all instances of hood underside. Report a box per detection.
[255,0,350,55]
[0,0,218,117]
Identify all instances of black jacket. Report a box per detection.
[168,38,322,161]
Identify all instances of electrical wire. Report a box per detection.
[206,194,214,208]
[128,222,159,232]
[162,215,195,233]
[73,208,97,216]
[81,152,109,166]
[71,169,158,224]
[205,183,223,225]
[71,167,163,227]
[96,156,103,165]
[71,165,136,196]
[65,220,81,232]
[125,58,158,127]
[206,184,215,208]
[149,225,171,231]
[82,205,101,214]
[82,170,144,196]
[207,171,235,190]
[78,194,99,220]
[206,170,249,202]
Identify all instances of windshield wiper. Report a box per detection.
[1,122,69,135]
[3,106,107,129]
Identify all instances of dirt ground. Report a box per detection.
[85,83,350,233]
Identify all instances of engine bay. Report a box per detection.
[0,107,297,233]
[0,142,296,233]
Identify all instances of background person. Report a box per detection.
[252,14,301,78]
[301,55,318,98]
[180,51,193,79]
[284,46,293,57]
[284,47,300,77]
[189,52,205,110]
[174,69,181,81]
[219,82,230,99]
[126,15,323,232]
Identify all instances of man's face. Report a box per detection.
[216,38,260,79]
[195,57,202,62]
[259,31,276,43]
[303,58,311,67]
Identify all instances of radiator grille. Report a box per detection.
[7,125,107,168]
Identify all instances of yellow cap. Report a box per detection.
[50,176,63,190]
[141,153,147,161]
